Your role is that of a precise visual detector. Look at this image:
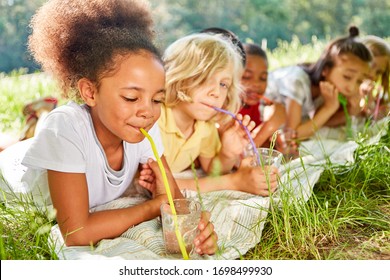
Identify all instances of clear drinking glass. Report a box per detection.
[160,198,201,258]
[255,147,283,168]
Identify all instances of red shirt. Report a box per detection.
[239,102,262,127]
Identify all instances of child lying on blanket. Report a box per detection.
[0,0,217,254]
[265,26,372,139]
[139,32,279,196]
[239,43,286,148]
[200,30,286,152]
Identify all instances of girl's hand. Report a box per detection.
[347,93,363,116]
[320,81,339,112]
[219,114,260,160]
[143,157,182,200]
[138,162,156,195]
[193,211,218,255]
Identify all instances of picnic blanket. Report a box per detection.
[1,117,389,260]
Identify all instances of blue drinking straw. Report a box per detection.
[203,103,261,166]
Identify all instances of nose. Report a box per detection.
[207,83,222,99]
[344,83,355,96]
[137,100,154,119]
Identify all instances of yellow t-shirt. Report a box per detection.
[158,105,221,173]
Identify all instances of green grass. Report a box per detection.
[0,40,389,260]
[0,69,61,134]
[244,123,390,260]
[267,35,325,70]
[0,183,58,260]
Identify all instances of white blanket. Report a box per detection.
[2,117,389,260]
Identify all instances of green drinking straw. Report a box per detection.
[140,128,189,260]
[338,94,353,139]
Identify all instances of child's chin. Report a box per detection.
[340,92,354,98]
[245,99,259,106]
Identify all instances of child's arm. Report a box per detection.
[324,109,347,127]
[174,164,279,196]
[289,81,340,139]
[48,170,168,246]
[254,103,286,147]
[325,93,362,127]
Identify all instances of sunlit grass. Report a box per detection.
[267,35,325,70]
[0,69,60,133]
[0,177,58,260]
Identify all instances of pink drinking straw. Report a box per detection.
[202,103,261,166]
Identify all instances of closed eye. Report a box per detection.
[152,99,164,104]
[260,73,268,82]
[343,75,352,81]
[123,96,138,102]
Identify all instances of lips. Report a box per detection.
[128,123,153,132]
[246,90,262,97]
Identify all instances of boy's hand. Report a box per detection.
[219,114,260,160]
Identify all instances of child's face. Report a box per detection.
[91,52,165,143]
[323,53,370,98]
[369,55,388,81]
[180,65,233,121]
[241,54,268,106]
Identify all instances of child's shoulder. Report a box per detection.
[43,101,91,131]
[271,65,306,78]
[49,101,88,118]
[269,65,310,86]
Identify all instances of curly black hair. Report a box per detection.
[28,0,160,100]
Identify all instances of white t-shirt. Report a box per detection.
[265,65,316,120]
[20,101,163,209]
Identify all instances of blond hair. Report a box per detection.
[163,33,244,123]
[361,35,390,98]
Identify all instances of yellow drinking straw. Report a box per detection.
[140,128,189,260]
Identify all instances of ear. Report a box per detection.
[78,78,97,107]
[321,66,330,78]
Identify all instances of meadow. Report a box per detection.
[0,39,389,260]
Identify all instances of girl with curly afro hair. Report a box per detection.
[0,0,218,254]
